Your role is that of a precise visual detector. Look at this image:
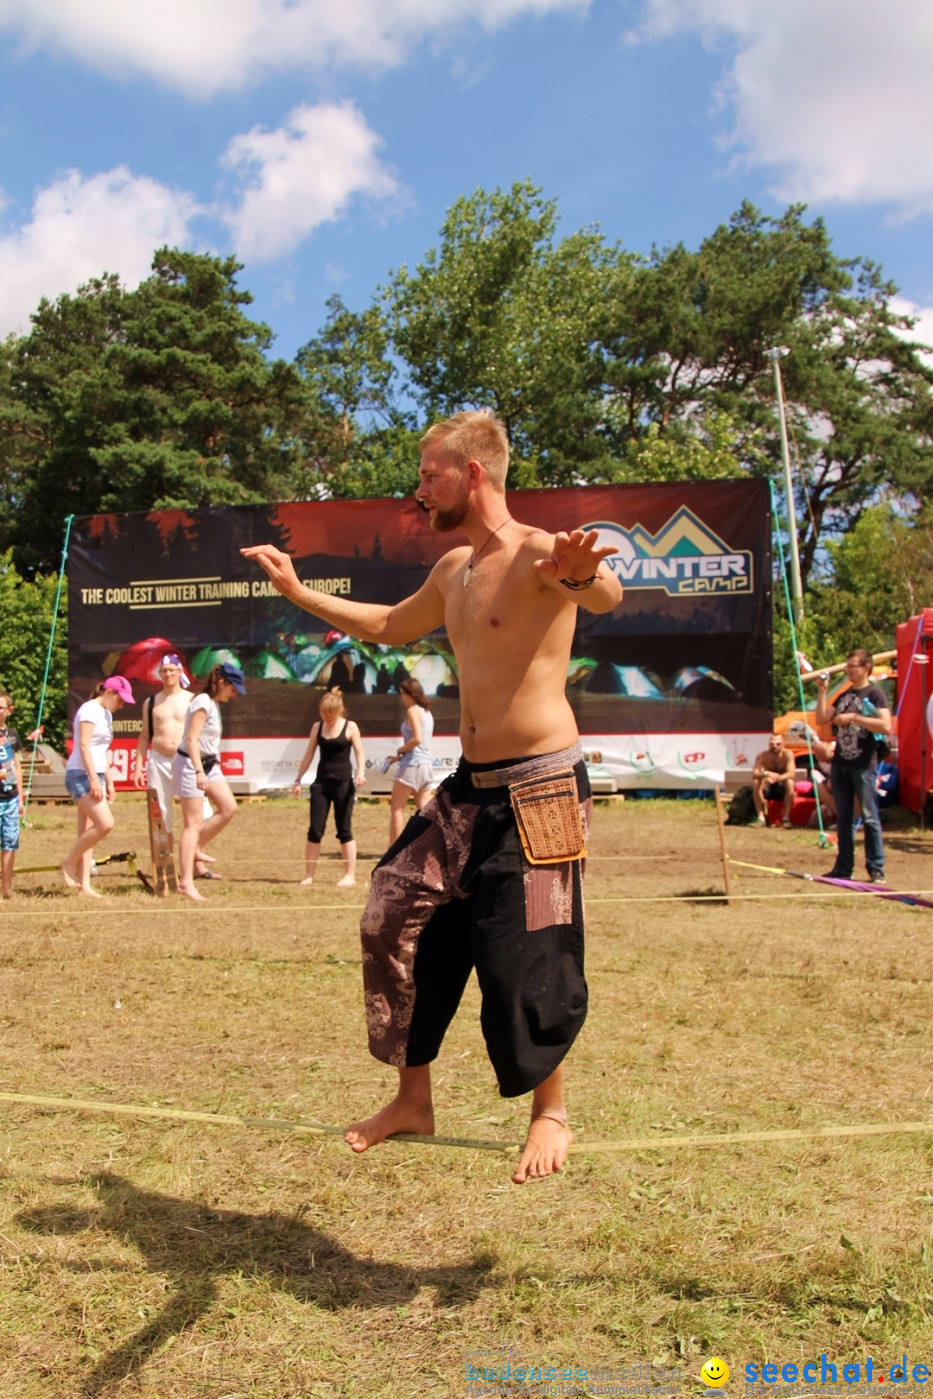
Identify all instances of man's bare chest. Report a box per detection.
[152,695,190,732]
[443,558,560,647]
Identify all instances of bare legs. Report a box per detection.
[388,783,431,847]
[336,839,357,887]
[2,848,15,898]
[61,793,114,896]
[387,781,411,847]
[301,838,358,886]
[344,1065,435,1153]
[300,839,321,886]
[178,780,236,900]
[344,1062,571,1184]
[511,1065,573,1185]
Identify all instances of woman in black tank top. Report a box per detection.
[292,688,366,887]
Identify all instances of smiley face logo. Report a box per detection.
[701,1358,730,1388]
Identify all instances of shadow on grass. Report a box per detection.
[18,1172,495,1395]
[675,888,730,906]
[885,834,933,857]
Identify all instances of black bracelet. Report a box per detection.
[560,572,599,592]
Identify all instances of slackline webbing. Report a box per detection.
[3,889,931,917]
[0,1090,930,1156]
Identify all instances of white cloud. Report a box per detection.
[633,0,933,214]
[0,102,401,332]
[220,103,401,262]
[0,0,589,97]
[890,296,933,368]
[0,168,198,336]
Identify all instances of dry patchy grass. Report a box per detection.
[0,794,932,1396]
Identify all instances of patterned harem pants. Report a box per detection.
[360,744,590,1097]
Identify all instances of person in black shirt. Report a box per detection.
[815,649,891,883]
[293,688,366,887]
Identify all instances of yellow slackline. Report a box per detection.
[0,1090,931,1156]
[4,890,932,918]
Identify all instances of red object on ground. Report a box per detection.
[895,609,933,814]
[767,796,816,828]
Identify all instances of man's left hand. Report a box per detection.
[535,529,617,585]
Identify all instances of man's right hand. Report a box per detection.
[241,545,302,601]
[132,764,146,789]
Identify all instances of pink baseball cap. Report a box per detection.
[103,675,135,704]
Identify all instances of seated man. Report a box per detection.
[751,733,796,827]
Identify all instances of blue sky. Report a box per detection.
[1,0,931,361]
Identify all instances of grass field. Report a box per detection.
[1,792,933,1398]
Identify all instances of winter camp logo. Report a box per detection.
[586,510,753,597]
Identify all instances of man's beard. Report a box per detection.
[431,506,468,533]
[428,489,470,534]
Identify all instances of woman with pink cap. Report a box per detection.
[61,675,135,897]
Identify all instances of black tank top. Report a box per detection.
[316,719,352,785]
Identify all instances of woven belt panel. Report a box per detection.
[470,743,584,790]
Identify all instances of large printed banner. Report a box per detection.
[68,483,772,790]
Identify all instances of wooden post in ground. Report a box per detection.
[714,788,732,902]
[147,791,177,895]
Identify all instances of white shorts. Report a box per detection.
[149,751,212,827]
[395,761,435,794]
[172,751,226,803]
[147,751,176,832]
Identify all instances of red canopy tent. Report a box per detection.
[896,609,933,814]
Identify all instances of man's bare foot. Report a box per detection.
[78,885,103,899]
[177,882,207,902]
[336,874,356,887]
[512,1111,573,1184]
[299,875,314,887]
[344,1095,435,1153]
[60,861,79,890]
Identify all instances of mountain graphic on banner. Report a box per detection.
[586,508,753,596]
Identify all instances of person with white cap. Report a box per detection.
[61,675,135,896]
[173,662,245,901]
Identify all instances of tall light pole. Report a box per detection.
[769,347,804,624]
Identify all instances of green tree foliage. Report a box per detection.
[808,506,933,655]
[386,180,633,485]
[613,412,768,483]
[0,551,68,750]
[382,192,933,573]
[293,295,421,500]
[771,506,933,710]
[0,249,304,574]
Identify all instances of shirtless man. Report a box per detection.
[133,654,214,878]
[244,409,623,1184]
[751,733,797,826]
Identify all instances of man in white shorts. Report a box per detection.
[133,654,216,878]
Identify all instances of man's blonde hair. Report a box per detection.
[419,409,510,492]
